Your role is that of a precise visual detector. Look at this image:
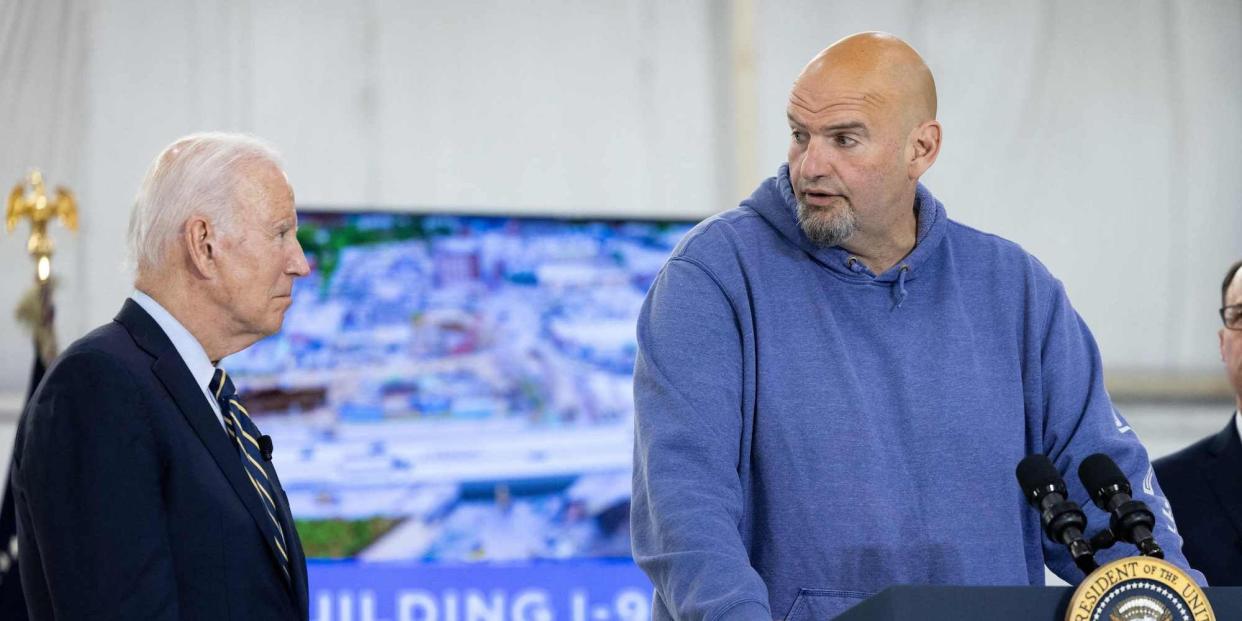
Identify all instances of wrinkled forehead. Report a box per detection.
[789,75,891,116]
[787,66,901,129]
[251,159,291,191]
[235,161,296,221]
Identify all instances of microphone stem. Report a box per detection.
[1069,539,1098,573]
[1137,538,1164,558]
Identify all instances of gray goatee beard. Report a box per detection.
[796,199,857,248]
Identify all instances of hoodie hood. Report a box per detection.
[744,164,948,290]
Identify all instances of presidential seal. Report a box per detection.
[1066,556,1214,621]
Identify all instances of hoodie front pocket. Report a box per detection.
[782,588,871,621]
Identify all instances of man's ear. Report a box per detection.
[907,120,942,179]
[185,216,217,277]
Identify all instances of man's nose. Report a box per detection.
[799,137,836,181]
[288,242,310,276]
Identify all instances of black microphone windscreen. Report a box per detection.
[258,435,274,460]
[1078,453,1128,496]
[1016,454,1061,493]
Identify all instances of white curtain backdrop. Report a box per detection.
[0,0,1240,397]
[0,0,90,402]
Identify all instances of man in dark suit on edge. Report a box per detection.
[1154,259,1242,585]
[10,132,311,619]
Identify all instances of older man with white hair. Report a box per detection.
[10,132,311,620]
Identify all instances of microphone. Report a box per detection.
[1077,453,1163,558]
[1015,454,1098,573]
[258,435,274,461]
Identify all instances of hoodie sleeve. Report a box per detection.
[1035,277,1207,585]
[631,256,772,621]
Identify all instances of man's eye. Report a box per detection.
[834,135,857,147]
[791,130,807,143]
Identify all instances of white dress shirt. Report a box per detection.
[130,290,226,430]
[1235,410,1241,447]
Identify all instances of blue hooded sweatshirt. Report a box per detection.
[630,166,1203,621]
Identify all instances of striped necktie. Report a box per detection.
[209,368,291,583]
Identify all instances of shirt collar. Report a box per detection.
[1235,410,1241,447]
[130,290,217,398]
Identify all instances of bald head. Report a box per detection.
[792,32,936,132]
[784,32,943,269]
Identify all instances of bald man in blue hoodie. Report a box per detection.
[630,32,1202,621]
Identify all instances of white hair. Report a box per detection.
[126,132,284,276]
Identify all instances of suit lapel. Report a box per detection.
[1205,417,1242,542]
[115,301,297,595]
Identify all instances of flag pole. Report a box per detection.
[1,169,78,618]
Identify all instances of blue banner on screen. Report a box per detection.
[222,212,690,607]
[310,560,651,621]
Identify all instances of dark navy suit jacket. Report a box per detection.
[1153,415,1242,586]
[10,300,309,619]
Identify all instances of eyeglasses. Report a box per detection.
[1221,304,1242,330]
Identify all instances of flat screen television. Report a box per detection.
[223,210,695,620]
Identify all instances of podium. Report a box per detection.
[833,585,1242,619]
